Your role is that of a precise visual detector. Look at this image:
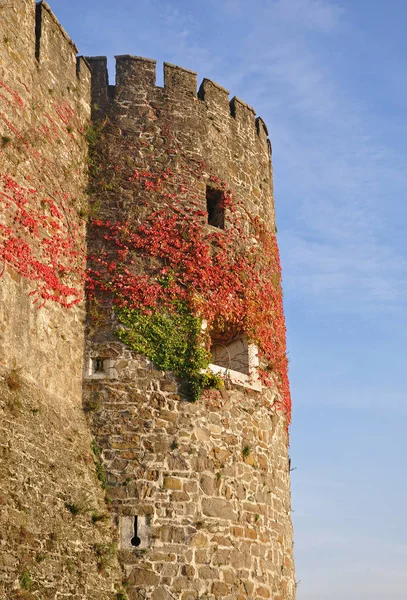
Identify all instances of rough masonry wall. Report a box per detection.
[84,56,295,600]
[85,344,295,600]
[0,2,123,598]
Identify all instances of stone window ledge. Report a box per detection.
[208,362,262,391]
[84,357,116,379]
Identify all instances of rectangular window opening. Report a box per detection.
[206,186,225,229]
[210,334,250,375]
[93,358,105,373]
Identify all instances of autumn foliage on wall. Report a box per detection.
[0,175,85,307]
[87,133,291,422]
[0,80,291,422]
[0,80,86,307]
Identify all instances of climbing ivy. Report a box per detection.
[87,139,292,421]
[115,304,223,401]
[0,79,292,422]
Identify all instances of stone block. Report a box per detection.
[200,474,216,495]
[245,527,257,540]
[171,491,190,502]
[212,549,231,566]
[212,581,229,596]
[256,586,272,598]
[198,566,219,579]
[163,477,182,490]
[151,587,172,600]
[181,564,196,577]
[129,567,160,586]
[202,498,236,520]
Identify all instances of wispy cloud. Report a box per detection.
[272,0,344,32]
[213,1,407,314]
[281,229,407,310]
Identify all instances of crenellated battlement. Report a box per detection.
[36,1,78,57]
[85,54,271,150]
[0,3,294,599]
[164,62,197,96]
[35,1,91,89]
[0,0,90,97]
[0,2,267,151]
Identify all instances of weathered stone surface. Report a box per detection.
[163,477,182,490]
[82,41,296,600]
[200,474,216,495]
[129,567,160,586]
[0,2,123,599]
[85,337,295,599]
[202,498,237,520]
[212,581,230,596]
[151,587,172,600]
[0,2,295,599]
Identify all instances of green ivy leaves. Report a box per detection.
[115,305,223,401]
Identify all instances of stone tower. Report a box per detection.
[0,1,294,597]
[83,55,296,600]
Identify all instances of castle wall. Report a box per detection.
[0,2,295,596]
[85,345,294,600]
[0,2,123,598]
[84,56,295,600]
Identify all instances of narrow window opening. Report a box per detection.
[120,515,151,550]
[206,186,225,229]
[94,358,104,373]
[35,3,42,61]
[131,516,142,547]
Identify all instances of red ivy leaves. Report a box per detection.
[0,80,291,422]
[88,165,291,423]
[0,175,85,308]
[0,81,87,307]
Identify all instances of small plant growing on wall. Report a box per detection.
[94,542,117,572]
[242,445,251,458]
[65,502,80,516]
[91,511,107,524]
[19,570,32,590]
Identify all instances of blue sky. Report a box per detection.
[51,1,407,597]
